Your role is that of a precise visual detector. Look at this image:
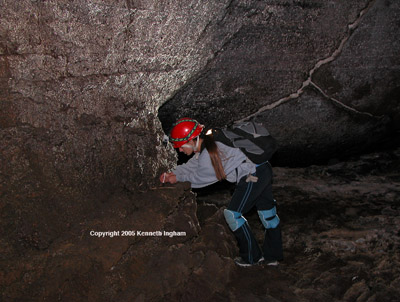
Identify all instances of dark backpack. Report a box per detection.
[210,121,277,164]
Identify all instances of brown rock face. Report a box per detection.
[1,0,399,301]
[0,182,237,301]
[159,0,400,165]
[1,0,228,268]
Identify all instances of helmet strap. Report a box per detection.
[181,136,201,158]
[194,136,200,152]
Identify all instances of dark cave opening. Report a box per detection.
[158,105,400,169]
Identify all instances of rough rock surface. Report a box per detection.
[1,0,399,301]
[2,148,399,301]
[1,0,234,195]
[197,147,400,302]
[159,0,400,165]
[0,0,234,271]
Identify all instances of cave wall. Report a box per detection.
[0,0,399,276]
[1,0,399,300]
[159,0,400,165]
[1,0,235,196]
[0,0,239,259]
[2,0,398,216]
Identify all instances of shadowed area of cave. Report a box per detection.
[1,0,400,301]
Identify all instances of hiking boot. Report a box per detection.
[234,256,265,267]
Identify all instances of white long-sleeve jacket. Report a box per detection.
[172,142,256,188]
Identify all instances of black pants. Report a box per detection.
[227,163,283,263]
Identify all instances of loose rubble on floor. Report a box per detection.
[2,148,399,301]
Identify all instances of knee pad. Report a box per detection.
[224,209,247,231]
[258,207,280,229]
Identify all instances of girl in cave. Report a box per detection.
[159,117,283,267]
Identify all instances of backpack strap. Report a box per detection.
[233,121,270,137]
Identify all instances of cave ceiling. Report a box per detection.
[158,0,400,165]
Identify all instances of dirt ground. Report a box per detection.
[195,147,400,302]
[2,148,399,301]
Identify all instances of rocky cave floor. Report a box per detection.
[194,147,400,302]
[2,147,400,302]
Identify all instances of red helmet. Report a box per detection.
[170,118,203,148]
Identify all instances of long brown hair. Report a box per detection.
[203,133,226,181]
